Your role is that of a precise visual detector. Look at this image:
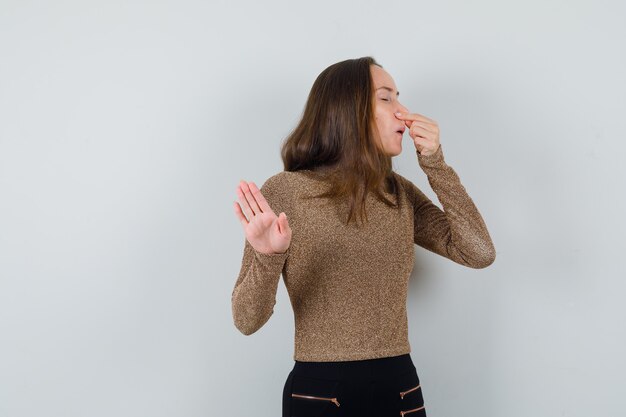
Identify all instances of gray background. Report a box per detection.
[1,1,625,416]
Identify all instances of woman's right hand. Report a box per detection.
[233,180,292,255]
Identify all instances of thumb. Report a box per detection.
[274,212,284,234]
[277,212,289,234]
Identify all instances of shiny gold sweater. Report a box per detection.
[231,145,496,362]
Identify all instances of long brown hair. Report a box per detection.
[280,56,400,226]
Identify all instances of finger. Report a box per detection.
[248,181,273,214]
[279,212,291,234]
[405,120,438,134]
[407,120,438,133]
[398,112,437,124]
[272,213,283,236]
[412,136,431,152]
[240,180,262,216]
[409,124,433,139]
[233,201,250,225]
[236,182,255,219]
[395,112,437,124]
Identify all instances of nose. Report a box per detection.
[396,101,409,114]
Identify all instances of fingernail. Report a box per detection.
[395,112,402,116]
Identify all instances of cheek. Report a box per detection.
[375,113,390,129]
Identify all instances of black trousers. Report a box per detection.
[282,353,426,417]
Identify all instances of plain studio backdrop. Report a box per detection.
[1,1,625,416]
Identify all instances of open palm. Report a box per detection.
[233,180,292,255]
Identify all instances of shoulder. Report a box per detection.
[260,171,305,193]
[259,171,306,212]
[261,171,287,190]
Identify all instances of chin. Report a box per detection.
[383,141,402,157]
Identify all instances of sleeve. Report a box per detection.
[399,145,496,269]
[231,174,291,335]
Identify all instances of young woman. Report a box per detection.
[232,56,496,417]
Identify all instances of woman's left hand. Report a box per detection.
[395,112,440,156]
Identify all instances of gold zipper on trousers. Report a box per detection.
[400,405,425,416]
[291,393,341,407]
[399,383,421,399]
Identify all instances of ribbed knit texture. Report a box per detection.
[232,145,496,362]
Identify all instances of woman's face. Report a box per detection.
[370,65,409,157]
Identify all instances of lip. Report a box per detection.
[396,127,405,134]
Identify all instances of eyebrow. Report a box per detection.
[376,86,400,96]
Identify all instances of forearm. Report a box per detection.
[231,240,289,334]
[416,146,496,268]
